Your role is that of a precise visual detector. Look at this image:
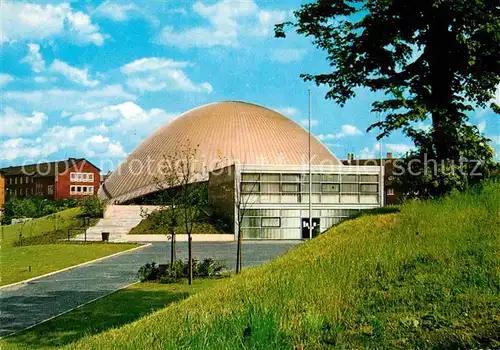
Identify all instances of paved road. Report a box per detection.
[0,241,300,338]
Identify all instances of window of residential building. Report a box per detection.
[70,172,95,182]
[387,188,395,196]
[20,177,23,184]
[14,189,17,196]
[9,178,12,185]
[26,176,29,184]
[20,189,24,196]
[15,177,17,184]
[48,185,54,195]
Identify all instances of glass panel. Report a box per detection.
[261,194,280,203]
[342,174,358,182]
[321,194,340,203]
[312,183,321,193]
[281,217,300,228]
[281,194,299,203]
[242,217,261,227]
[261,173,280,182]
[244,209,260,216]
[242,182,260,193]
[360,174,378,183]
[282,183,299,193]
[281,209,300,217]
[242,173,260,181]
[243,194,260,204]
[360,184,378,193]
[321,183,340,193]
[261,183,280,193]
[340,194,359,203]
[261,228,281,239]
[360,194,379,204]
[301,209,321,217]
[282,174,300,182]
[323,174,339,182]
[282,228,300,239]
[261,217,281,228]
[311,194,321,203]
[312,174,322,182]
[341,183,359,193]
[261,209,280,216]
[242,228,260,239]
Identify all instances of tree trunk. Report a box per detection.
[188,234,192,285]
[427,9,460,161]
[236,227,242,274]
[170,226,176,267]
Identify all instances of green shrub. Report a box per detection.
[138,262,160,282]
[1,197,79,225]
[138,258,229,283]
[78,196,106,218]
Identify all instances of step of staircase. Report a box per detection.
[77,205,162,241]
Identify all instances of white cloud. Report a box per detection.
[1,2,105,45]
[317,124,362,140]
[34,76,57,83]
[0,138,58,161]
[358,143,381,159]
[96,1,138,21]
[71,101,178,133]
[157,0,287,48]
[122,57,213,93]
[121,57,190,74]
[95,1,158,25]
[4,85,135,112]
[83,135,127,158]
[49,59,99,87]
[478,120,486,133]
[386,143,413,155]
[0,107,47,137]
[275,107,299,117]
[490,135,500,146]
[0,73,14,86]
[270,48,306,63]
[300,119,319,128]
[359,147,376,159]
[21,43,45,73]
[341,124,362,136]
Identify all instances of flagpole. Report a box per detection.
[308,89,313,239]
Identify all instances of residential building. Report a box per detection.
[1,158,101,201]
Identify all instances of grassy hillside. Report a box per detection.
[1,208,83,247]
[66,183,499,349]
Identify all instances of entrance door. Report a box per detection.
[301,218,320,239]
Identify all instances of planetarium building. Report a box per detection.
[99,101,383,240]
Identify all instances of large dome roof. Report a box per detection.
[99,101,341,202]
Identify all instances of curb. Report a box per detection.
[0,281,141,339]
[0,243,152,291]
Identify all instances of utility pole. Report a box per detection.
[308,89,313,239]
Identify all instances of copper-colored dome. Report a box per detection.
[99,101,341,202]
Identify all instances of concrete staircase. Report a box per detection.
[74,205,161,242]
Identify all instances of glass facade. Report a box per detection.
[239,171,381,239]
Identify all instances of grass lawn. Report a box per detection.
[53,182,499,349]
[0,243,138,286]
[1,280,219,349]
[1,208,85,247]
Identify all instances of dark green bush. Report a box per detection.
[138,258,229,283]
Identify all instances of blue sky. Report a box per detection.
[1,0,499,172]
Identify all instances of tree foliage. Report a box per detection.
[275,0,500,162]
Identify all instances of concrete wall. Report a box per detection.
[208,164,236,232]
